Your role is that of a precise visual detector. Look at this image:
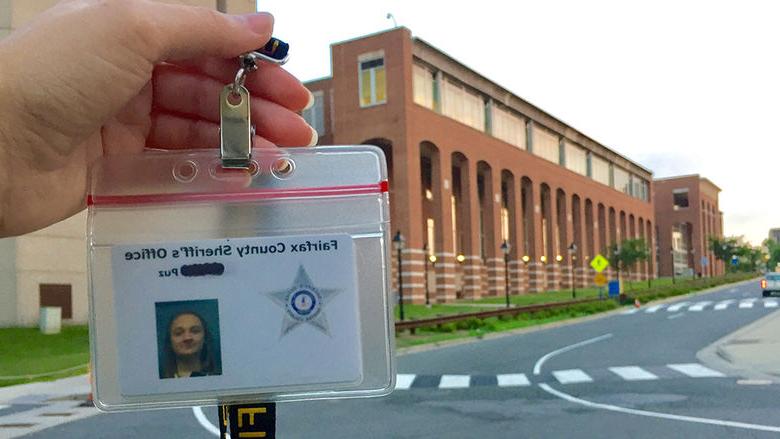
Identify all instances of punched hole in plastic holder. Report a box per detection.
[271,157,295,179]
[209,159,260,180]
[173,160,198,183]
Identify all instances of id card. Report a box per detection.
[112,234,362,396]
[87,146,394,411]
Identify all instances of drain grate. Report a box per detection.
[40,412,74,417]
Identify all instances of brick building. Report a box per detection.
[0,0,256,326]
[303,27,656,304]
[654,175,724,278]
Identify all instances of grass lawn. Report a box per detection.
[0,325,90,387]
[394,276,693,320]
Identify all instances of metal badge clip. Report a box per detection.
[220,37,289,169]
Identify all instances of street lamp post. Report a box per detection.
[393,231,405,321]
[501,240,511,308]
[423,244,430,307]
[456,253,466,298]
[568,243,577,299]
[427,253,437,307]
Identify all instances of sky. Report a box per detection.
[258,0,778,246]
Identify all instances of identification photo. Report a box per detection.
[155,299,223,380]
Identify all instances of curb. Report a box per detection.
[697,308,780,383]
[398,277,758,357]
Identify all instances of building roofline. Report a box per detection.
[331,26,410,48]
[654,174,721,192]
[653,173,700,182]
[411,36,653,177]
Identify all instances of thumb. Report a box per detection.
[147,3,274,61]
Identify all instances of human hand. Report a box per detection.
[0,0,315,237]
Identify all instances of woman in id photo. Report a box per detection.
[157,301,223,379]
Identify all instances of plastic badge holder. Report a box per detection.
[87,146,395,411]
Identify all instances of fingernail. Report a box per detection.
[236,12,274,37]
[307,126,318,147]
[304,90,315,111]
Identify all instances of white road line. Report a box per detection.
[552,369,593,384]
[0,405,7,411]
[667,363,726,378]
[764,300,778,308]
[621,308,640,315]
[539,383,780,433]
[666,302,690,312]
[644,304,665,313]
[533,333,613,375]
[688,301,711,311]
[438,375,470,389]
[395,374,416,390]
[609,366,658,381]
[192,406,221,437]
[497,374,530,387]
[714,300,735,310]
[739,299,756,309]
[667,313,685,320]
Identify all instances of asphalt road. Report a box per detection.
[20,279,780,438]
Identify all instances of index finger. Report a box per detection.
[171,56,312,112]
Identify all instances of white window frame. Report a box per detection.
[358,51,386,108]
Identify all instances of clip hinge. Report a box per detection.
[219,85,252,169]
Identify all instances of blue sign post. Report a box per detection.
[731,256,739,266]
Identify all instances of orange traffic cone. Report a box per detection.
[634,298,641,308]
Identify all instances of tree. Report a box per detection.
[763,239,780,272]
[709,236,739,267]
[608,238,650,285]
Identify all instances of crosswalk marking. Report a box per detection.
[621,308,640,315]
[395,374,416,390]
[765,300,778,308]
[688,301,711,311]
[667,363,725,378]
[645,304,665,313]
[497,374,530,387]
[666,302,690,312]
[608,366,658,381]
[438,375,470,389]
[739,299,755,309]
[552,369,593,384]
[714,299,735,310]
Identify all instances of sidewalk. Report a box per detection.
[698,309,780,382]
[0,374,89,405]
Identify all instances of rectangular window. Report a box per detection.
[531,126,559,164]
[631,175,647,201]
[491,105,526,148]
[427,218,436,255]
[564,141,587,176]
[359,53,386,107]
[613,166,630,194]
[39,284,73,319]
[441,78,485,131]
[591,155,610,186]
[412,63,434,109]
[301,90,325,136]
[673,189,689,209]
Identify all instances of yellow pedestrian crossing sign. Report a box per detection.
[593,273,608,286]
[590,254,609,273]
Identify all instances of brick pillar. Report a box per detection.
[529,181,546,292]
[462,159,483,300]
[432,150,457,303]
[486,168,505,298]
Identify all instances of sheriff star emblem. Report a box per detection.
[269,265,340,337]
